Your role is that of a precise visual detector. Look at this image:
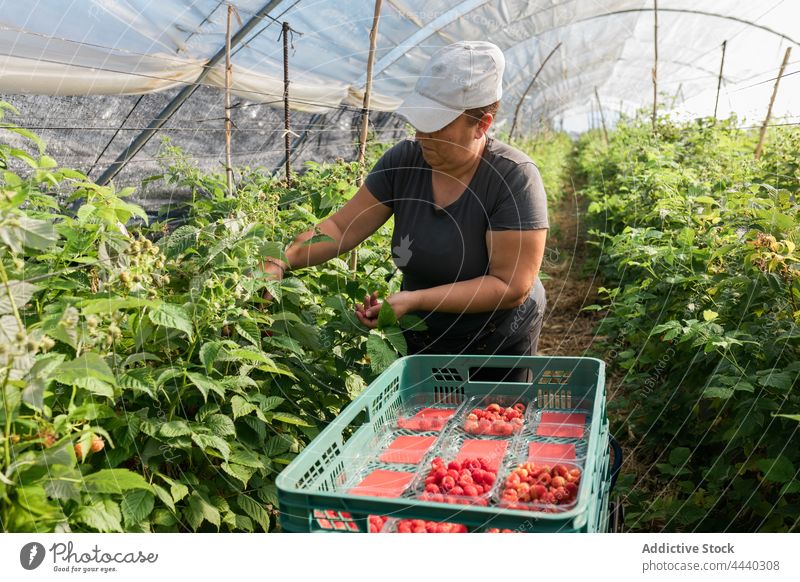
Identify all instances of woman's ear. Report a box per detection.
[476,113,494,138]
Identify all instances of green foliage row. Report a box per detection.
[577,115,800,531]
[0,101,413,532]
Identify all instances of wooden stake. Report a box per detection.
[351,0,383,273]
[713,40,727,121]
[509,42,561,141]
[224,5,234,197]
[755,46,792,159]
[282,21,292,188]
[652,0,658,129]
[595,87,609,145]
[357,0,383,180]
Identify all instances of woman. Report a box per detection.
[261,41,548,382]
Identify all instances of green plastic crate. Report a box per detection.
[276,354,607,533]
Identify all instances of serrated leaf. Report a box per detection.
[0,280,39,315]
[152,484,175,512]
[159,420,193,438]
[75,498,123,532]
[73,376,115,399]
[236,494,270,532]
[235,320,261,347]
[82,469,152,494]
[230,449,266,469]
[399,314,427,331]
[366,332,397,373]
[149,303,193,339]
[205,414,236,437]
[271,412,311,427]
[703,386,733,399]
[160,225,199,259]
[756,456,794,483]
[668,447,691,466]
[191,433,230,460]
[121,489,155,527]
[383,326,408,356]
[186,492,220,530]
[80,297,161,314]
[56,352,116,386]
[158,475,189,503]
[231,395,257,419]
[258,395,284,412]
[186,372,225,402]
[221,462,256,487]
[265,434,293,457]
[377,300,397,328]
[199,341,221,373]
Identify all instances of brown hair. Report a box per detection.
[464,101,500,125]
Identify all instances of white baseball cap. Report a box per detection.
[396,41,505,133]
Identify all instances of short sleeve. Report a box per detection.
[488,162,549,231]
[364,140,412,210]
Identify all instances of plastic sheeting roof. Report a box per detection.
[1,0,798,135]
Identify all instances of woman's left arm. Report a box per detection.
[364,229,547,322]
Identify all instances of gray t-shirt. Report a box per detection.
[364,134,549,350]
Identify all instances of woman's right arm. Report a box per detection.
[260,183,392,273]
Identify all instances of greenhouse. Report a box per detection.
[0,0,798,537]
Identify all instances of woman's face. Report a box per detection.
[415,113,492,171]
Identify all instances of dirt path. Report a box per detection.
[537,188,604,357]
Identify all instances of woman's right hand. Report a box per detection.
[355,291,380,329]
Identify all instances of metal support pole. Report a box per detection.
[282,21,292,188]
[652,0,659,129]
[509,42,561,141]
[595,87,609,145]
[224,5,234,197]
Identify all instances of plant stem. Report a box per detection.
[1,361,14,472]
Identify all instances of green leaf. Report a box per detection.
[186,492,220,530]
[758,371,797,391]
[231,395,258,419]
[121,489,155,527]
[301,233,334,246]
[158,475,189,503]
[75,498,123,532]
[230,449,266,469]
[399,314,428,331]
[149,303,193,339]
[0,280,39,314]
[756,456,794,483]
[152,484,175,512]
[0,215,57,252]
[236,320,261,347]
[377,300,397,328]
[199,341,221,373]
[773,414,800,423]
[191,433,230,460]
[82,469,152,494]
[56,352,116,386]
[383,326,408,356]
[160,225,199,259]
[271,412,311,427]
[186,372,225,402]
[80,297,161,314]
[221,462,256,487]
[265,434,293,457]
[73,376,115,399]
[236,494,270,532]
[159,420,193,438]
[366,332,397,373]
[205,414,236,437]
[703,386,733,399]
[668,447,691,466]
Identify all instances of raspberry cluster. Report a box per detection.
[464,402,525,436]
[500,462,581,508]
[396,519,467,533]
[419,457,497,505]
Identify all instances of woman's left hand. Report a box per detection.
[359,291,417,328]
